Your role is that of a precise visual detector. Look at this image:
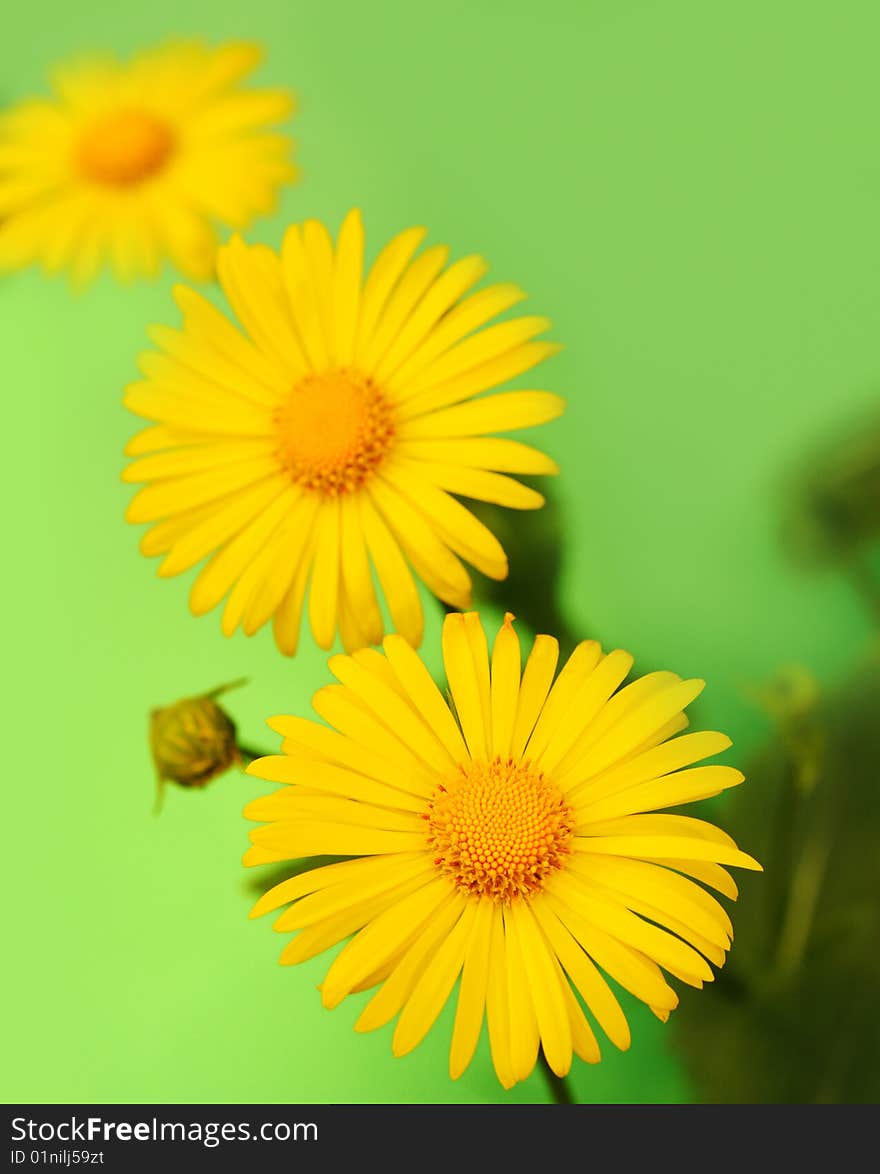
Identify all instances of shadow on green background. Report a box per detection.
[3,0,879,1103]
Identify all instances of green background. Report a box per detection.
[2,0,878,1104]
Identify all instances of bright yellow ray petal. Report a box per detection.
[510,634,559,758]
[172,284,286,402]
[272,854,435,931]
[442,612,488,760]
[449,897,494,1079]
[576,765,744,825]
[388,283,527,395]
[566,678,707,787]
[574,833,761,872]
[278,875,426,967]
[216,236,309,375]
[651,858,739,901]
[490,613,521,757]
[525,639,605,762]
[322,875,455,1008]
[393,899,478,1057]
[308,497,341,650]
[359,493,423,647]
[485,906,516,1089]
[395,436,559,475]
[242,494,321,635]
[246,756,425,813]
[375,254,488,384]
[328,653,456,773]
[381,464,508,579]
[568,856,733,946]
[510,900,572,1077]
[399,390,565,439]
[530,896,631,1051]
[354,891,465,1032]
[559,961,602,1064]
[249,852,423,916]
[280,223,329,370]
[544,889,678,1011]
[272,536,314,656]
[397,340,562,421]
[564,729,733,808]
[358,244,450,373]
[404,459,545,510]
[354,225,427,361]
[339,492,384,646]
[249,819,427,864]
[503,904,541,1084]
[548,872,714,984]
[268,712,436,800]
[383,634,469,762]
[397,317,553,402]
[310,685,436,795]
[331,207,364,364]
[188,486,299,614]
[367,476,472,609]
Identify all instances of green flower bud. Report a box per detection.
[149,680,246,810]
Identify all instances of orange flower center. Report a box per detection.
[77,109,175,187]
[274,368,396,495]
[427,757,575,902]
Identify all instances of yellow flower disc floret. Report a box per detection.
[274,368,396,495]
[77,109,175,186]
[427,757,575,901]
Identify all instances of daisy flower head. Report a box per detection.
[123,211,564,656]
[0,41,296,283]
[245,612,761,1088]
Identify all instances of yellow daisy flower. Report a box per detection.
[245,611,761,1088]
[0,41,296,282]
[123,211,563,655]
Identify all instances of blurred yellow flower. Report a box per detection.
[245,611,761,1088]
[123,211,563,655]
[0,41,296,282]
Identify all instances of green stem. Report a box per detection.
[772,810,833,985]
[237,742,271,766]
[847,551,880,626]
[539,1054,576,1104]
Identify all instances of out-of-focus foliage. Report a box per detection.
[781,405,880,570]
[673,652,880,1103]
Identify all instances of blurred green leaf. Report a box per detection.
[673,652,880,1103]
[781,403,880,571]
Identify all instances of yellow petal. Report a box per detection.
[322,875,454,1008]
[246,756,425,813]
[383,634,469,762]
[355,891,464,1032]
[510,634,559,758]
[449,897,494,1079]
[354,225,427,362]
[307,498,341,650]
[328,653,456,773]
[503,904,541,1084]
[490,613,521,757]
[576,765,744,825]
[331,208,365,365]
[393,899,478,1056]
[509,900,572,1077]
[359,492,423,647]
[399,390,565,439]
[530,895,631,1051]
[442,612,488,760]
[485,906,516,1089]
